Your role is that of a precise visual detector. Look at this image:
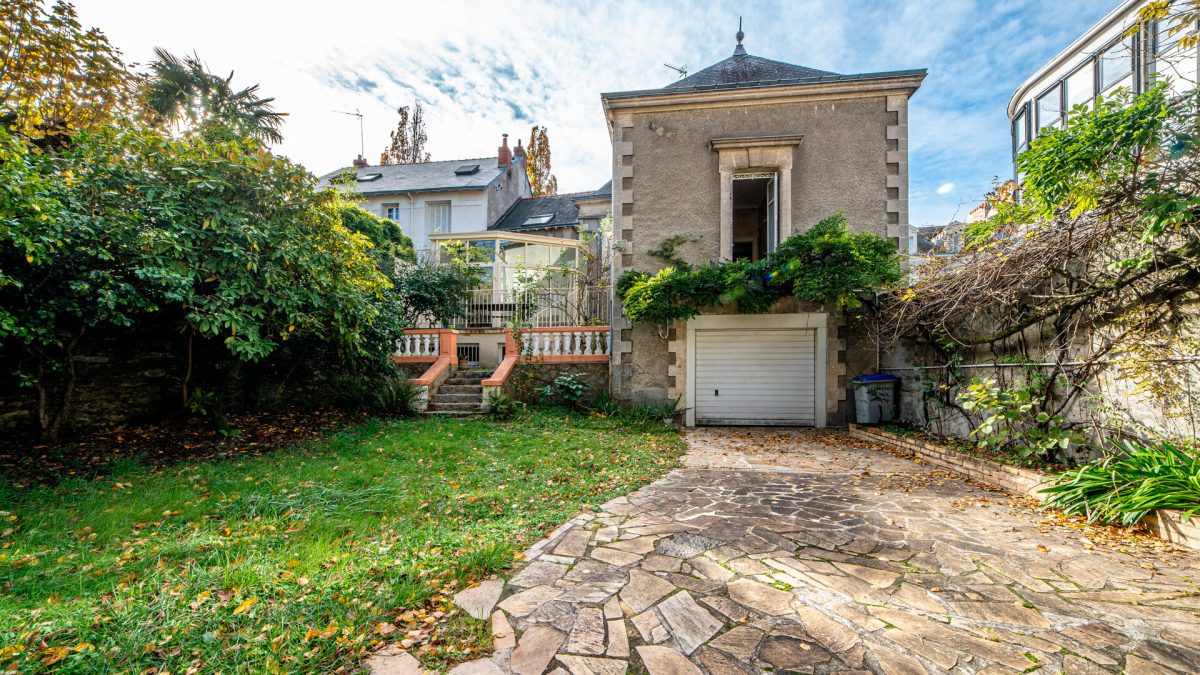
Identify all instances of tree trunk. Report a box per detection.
[34,354,49,438]
[46,330,83,444]
[181,327,194,409]
[213,358,243,432]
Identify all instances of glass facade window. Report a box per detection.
[524,243,551,268]
[383,203,400,221]
[426,201,451,234]
[435,237,584,292]
[1155,18,1198,95]
[1036,83,1064,131]
[1157,18,1186,55]
[1065,65,1094,114]
[1099,37,1134,93]
[1013,108,1029,159]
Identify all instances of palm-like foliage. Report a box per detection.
[1041,441,1200,527]
[146,48,285,143]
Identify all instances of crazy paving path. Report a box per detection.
[438,428,1200,674]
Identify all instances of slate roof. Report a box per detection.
[318,157,504,195]
[666,52,838,90]
[491,182,612,233]
[601,45,925,99]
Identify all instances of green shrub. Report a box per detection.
[588,391,678,425]
[330,374,420,416]
[485,390,523,420]
[615,212,901,325]
[540,372,589,408]
[958,377,1081,459]
[1041,440,1200,527]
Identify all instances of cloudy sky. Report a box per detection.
[79,0,1114,226]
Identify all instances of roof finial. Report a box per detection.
[734,17,746,56]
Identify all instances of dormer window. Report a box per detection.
[356,173,382,182]
[523,214,554,226]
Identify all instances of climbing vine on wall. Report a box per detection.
[615,212,901,325]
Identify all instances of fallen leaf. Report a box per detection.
[232,597,258,615]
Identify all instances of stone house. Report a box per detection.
[601,31,924,426]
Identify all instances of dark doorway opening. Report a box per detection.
[732,174,777,261]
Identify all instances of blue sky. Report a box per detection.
[81,0,1115,226]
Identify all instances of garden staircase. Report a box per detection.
[423,369,488,417]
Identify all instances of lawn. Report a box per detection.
[0,410,685,673]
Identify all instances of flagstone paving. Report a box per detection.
[446,428,1200,674]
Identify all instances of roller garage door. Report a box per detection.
[693,328,818,425]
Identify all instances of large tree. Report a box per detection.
[527,125,558,196]
[379,101,430,165]
[146,48,286,143]
[0,0,132,140]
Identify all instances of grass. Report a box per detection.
[0,410,685,673]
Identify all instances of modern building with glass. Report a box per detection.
[1008,0,1197,176]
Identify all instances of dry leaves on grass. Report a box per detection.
[0,409,354,486]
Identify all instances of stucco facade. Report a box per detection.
[602,46,923,425]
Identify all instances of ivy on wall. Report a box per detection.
[616,212,901,325]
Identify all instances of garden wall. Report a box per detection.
[0,323,389,439]
[504,362,610,405]
[878,328,1198,458]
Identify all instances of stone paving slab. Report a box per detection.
[451,427,1200,674]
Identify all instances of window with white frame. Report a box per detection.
[1099,37,1134,94]
[426,201,451,234]
[1012,106,1029,160]
[382,203,400,222]
[1154,16,1198,95]
[1036,82,1064,132]
[1065,64,1094,115]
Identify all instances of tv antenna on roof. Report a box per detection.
[664,63,688,79]
[333,109,364,158]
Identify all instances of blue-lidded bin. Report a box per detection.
[852,373,899,424]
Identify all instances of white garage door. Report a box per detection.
[693,328,818,425]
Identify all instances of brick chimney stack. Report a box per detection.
[352,154,369,168]
[513,138,526,162]
[497,133,512,168]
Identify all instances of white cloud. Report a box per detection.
[936,183,955,195]
[77,0,1114,219]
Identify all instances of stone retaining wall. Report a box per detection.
[848,424,1052,500]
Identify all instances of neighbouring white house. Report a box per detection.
[1008,0,1198,177]
[320,134,532,257]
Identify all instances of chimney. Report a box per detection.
[497,133,512,168]
[352,154,369,168]
[513,138,527,161]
